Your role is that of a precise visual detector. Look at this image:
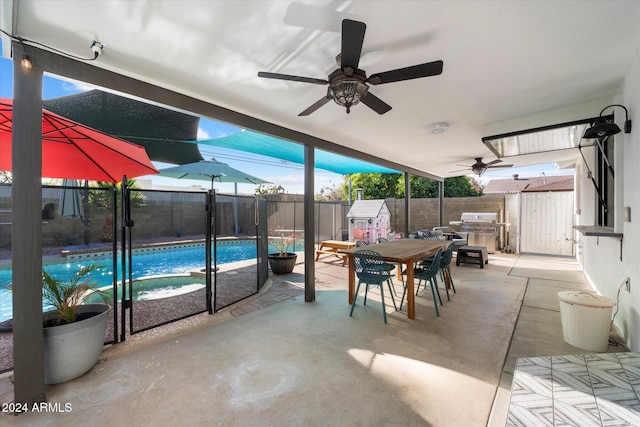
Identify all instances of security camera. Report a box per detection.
[90,41,104,58]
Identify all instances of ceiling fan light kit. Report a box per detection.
[472,164,487,175]
[258,19,443,116]
[327,69,369,113]
[583,104,632,139]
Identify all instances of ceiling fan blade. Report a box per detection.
[341,19,366,70]
[485,159,503,166]
[258,71,328,85]
[298,96,332,116]
[450,168,472,173]
[486,164,514,169]
[368,60,443,85]
[360,92,392,115]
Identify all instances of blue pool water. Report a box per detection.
[0,240,294,322]
[84,275,208,304]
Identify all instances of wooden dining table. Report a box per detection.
[340,239,450,319]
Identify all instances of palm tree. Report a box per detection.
[42,264,103,325]
[89,178,147,241]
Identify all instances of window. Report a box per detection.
[482,119,592,157]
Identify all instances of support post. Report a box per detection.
[304,145,315,302]
[439,180,444,226]
[12,41,46,406]
[404,173,411,237]
[233,183,239,236]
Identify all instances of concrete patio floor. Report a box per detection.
[0,252,627,426]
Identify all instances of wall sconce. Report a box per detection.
[20,52,32,71]
[583,104,632,139]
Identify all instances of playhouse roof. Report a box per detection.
[346,200,390,218]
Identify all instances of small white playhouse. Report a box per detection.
[346,199,391,245]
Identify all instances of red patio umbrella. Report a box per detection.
[0,97,158,183]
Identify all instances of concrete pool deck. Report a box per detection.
[0,252,627,426]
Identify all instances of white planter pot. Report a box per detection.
[43,303,110,385]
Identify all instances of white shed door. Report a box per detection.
[520,192,574,256]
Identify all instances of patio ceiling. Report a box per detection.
[1,1,639,178]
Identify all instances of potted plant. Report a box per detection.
[268,236,298,274]
[41,263,110,384]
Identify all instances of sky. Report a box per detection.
[0,56,572,193]
[0,56,344,194]
[477,162,573,186]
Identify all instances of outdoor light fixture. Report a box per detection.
[583,104,632,139]
[0,28,104,72]
[328,69,369,114]
[20,52,32,71]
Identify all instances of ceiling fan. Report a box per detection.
[452,158,514,176]
[257,19,443,116]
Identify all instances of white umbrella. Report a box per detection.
[158,158,269,190]
[159,158,270,236]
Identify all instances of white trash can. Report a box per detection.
[558,291,616,352]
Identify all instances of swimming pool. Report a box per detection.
[0,239,297,322]
[84,275,207,304]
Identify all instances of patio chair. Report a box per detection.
[350,249,398,324]
[375,236,402,294]
[400,247,443,316]
[423,244,456,301]
[433,226,468,251]
[355,240,369,247]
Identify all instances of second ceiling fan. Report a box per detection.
[452,158,514,176]
[258,19,444,116]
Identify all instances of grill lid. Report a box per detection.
[460,212,497,222]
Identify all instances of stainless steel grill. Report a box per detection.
[456,212,498,253]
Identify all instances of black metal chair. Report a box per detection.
[355,240,369,247]
[438,244,456,300]
[375,236,402,295]
[400,247,443,316]
[350,249,397,323]
[422,243,456,301]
